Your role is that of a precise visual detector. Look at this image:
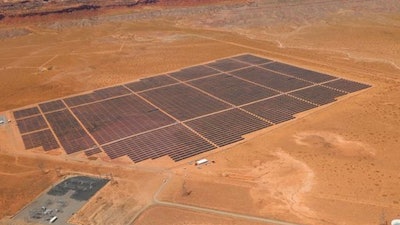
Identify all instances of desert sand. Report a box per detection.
[0,0,399,224]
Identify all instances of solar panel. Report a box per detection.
[64,93,98,107]
[140,83,230,121]
[39,100,66,113]
[185,109,271,147]
[232,54,272,65]
[64,85,131,107]
[231,66,313,92]
[84,147,102,156]
[207,58,250,72]
[189,73,278,106]
[169,65,220,81]
[16,115,48,134]
[323,79,371,93]
[13,107,40,120]
[94,85,131,99]
[290,85,346,105]
[242,95,317,124]
[22,129,59,151]
[72,95,176,145]
[45,109,96,154]
[125,75,178,92]
[262,62,336,83]
[102,124,215,163]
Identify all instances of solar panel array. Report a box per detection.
[139,83,230,121]
[45,109,96,154]
[16,115,48,134]
[185,109,271,147]
[103,124,216,162]
[189,74,278,106]
[21,130,59,151]
[72,95,175,145]
[242,95,317,124]
[231,67,313,92]
[39,100,66,113]
[12,54,371,163]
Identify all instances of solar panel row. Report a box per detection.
[262,62,336,83]
[323,79,371,93]
[84,147,102,157]
[207,58,251,72]
[16,114,48,134]
[140,83,230,121]
[232,54,272,65]
[102,124,216,163]
[13,107,40,120]
[242,95,317,124]
[64,85,130,107]
[290,85,346,105]
[169,65,220,81]
[22,129,59,151]
[39,100,66,113]
[125,74,178,92]
[185,109,271,147]
[231,66,313,92]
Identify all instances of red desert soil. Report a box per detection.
[0,0,400,225]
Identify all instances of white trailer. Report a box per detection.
[195,158,208,166]
[392,219,400,225]
[49,216,57,224]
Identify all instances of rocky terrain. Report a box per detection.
[0,0,245,21]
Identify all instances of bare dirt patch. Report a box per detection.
[134,205,273,225]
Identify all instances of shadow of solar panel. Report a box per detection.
[13,107,40,120]
[189,74,278,106]
[323,79,371,93]
[125,75,178,92]
[102,124,215,163]
[16,114,48,134]
[94,85,131,99]
[22,129,59,151]
[45,109,96,154]
[39,100,66,113]
[290,85,346,105]
[72,95,176,145]
[242,95,317,124]
[207,58,250,72]
[84,147,102,156]
[262,62,336,83]
[231,66,313,92]
[232,54,272,65]
[169,65,220,81]
[185,109,271,147]
[140,83,230,121]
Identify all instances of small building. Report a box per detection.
[392,219,400,225]
[195,158,208,166]
[0,115,6,125]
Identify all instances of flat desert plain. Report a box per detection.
[0,1,399,225]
